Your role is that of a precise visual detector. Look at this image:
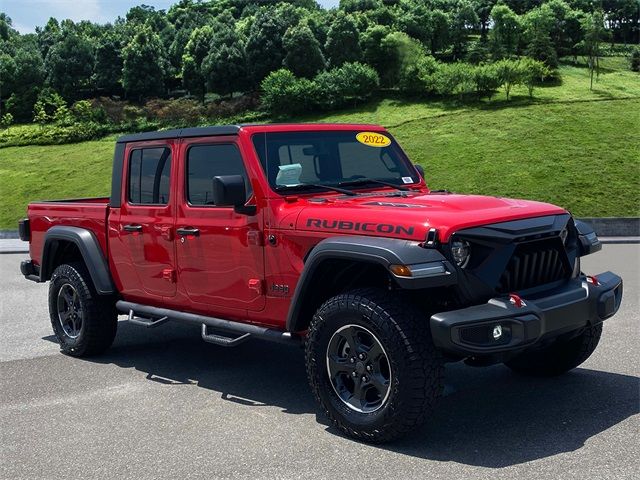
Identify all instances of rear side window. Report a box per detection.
[128,147,172,205]
[187,144,251,205]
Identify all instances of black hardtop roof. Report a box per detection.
[116,123,385,144]
[116,125,241,143]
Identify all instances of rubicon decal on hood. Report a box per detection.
[306,218,414,236]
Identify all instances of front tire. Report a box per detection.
[49,262,117,357]
[305,288,443,443]
[504,323,603,376]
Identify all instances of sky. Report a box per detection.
[1,0,341,34]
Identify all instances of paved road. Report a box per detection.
[1,246,638,480]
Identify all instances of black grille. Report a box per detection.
[498,239,569,292]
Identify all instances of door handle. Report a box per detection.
[177,227,200,237]
[123,224,142,233]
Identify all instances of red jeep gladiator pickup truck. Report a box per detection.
[19,123,623,442]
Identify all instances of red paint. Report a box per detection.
[25,123,568,329]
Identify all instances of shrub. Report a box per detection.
[32,89,67,125]
[261,69,319,115]
[519,57,551,97]
[434,62,475,98]
[399,54,439,95]
[1,113,13,130]
[631,48,640,72]
[494,59,523,100]
[315,62,379,110]
[473,63,501,99]
[143,98,204,125]
[71,100,95,122]
[334,62,379,102]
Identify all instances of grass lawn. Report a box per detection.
[0,61,638,229]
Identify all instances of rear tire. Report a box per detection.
[48,262,117,357]
[305,288,443,443]
[504,323,603,377]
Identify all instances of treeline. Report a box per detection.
[0,0,638,124]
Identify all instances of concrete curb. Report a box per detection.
[577,217,640,237]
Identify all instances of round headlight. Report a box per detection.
[451,240,471,268]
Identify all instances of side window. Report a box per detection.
[128,147,172,205]
[187,144,251,206]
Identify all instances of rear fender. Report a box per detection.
[40,226,115,295]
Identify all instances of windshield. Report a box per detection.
[252,131,420,193]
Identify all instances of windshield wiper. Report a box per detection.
[338,178,410,191]
[274,183,358,196]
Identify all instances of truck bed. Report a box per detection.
[27,197,110,265]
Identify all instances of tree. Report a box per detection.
[489,4,521,58]
[523,5,559,68]
[94,32,124,95]
[283,24,326,79]
[44,32,94,100]
[451,1,479,60]
[519,58,550,97]
[325,13,362,67]
[361,25,392,80]
[578,10,609,90]
[122,26,167,100]
[495,59,522,100]
[36,17,61,59]
[2,39,44,121]
[424,9,450,56]
[202,17,248,97]
[245,8,297,87]
[378,31,423,87]
[181,26,214,101]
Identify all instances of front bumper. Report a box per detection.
[430,271,622,356]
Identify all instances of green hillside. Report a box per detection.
[0,63,638,229]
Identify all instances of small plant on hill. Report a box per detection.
[1,112,13,130]
[495,59,522,100]
[631,48,640,72]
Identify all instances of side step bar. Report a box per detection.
[128,310,169,328]
[201,325,251,347]
[116,301,300,347]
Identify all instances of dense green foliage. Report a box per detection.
[0,0,637,123]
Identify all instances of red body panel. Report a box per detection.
[25,123,568,330]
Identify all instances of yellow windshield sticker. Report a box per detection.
[356,132,392,148]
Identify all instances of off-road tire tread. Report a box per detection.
[305,288,444,443]
[49,262,117,357]
[505,323,603,377]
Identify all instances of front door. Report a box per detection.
[175,137,265,312]
[112,142,177,300]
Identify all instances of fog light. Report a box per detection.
[492,325,503,340]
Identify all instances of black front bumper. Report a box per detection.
[430,272,623,356]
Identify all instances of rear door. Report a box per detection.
[110,141,177,300]
[175,136,265,312]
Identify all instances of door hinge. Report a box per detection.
[162,269,176,283]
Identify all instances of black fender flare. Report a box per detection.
[285,236,456,332]
[40,226,115,295]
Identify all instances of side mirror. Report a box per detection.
[414,164,425,179]
[212,175,255,215]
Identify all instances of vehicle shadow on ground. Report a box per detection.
[84,320,638,468]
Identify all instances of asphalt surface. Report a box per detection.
[1,246,638,480]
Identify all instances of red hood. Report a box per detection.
[294,192,567,242]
